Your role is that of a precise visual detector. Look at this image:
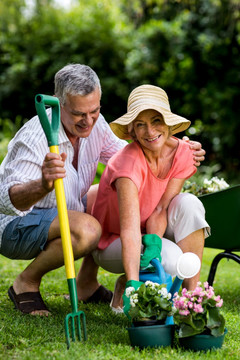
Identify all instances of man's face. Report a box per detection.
[60,88,101,144]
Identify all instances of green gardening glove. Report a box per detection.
[140,234,162,270]
[122,280,143,319]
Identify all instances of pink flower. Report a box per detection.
[216,299,223,307]
[176,297,186,308]
[187,301,193,309]
[173,281,225,333]
[179,309,190,316]
[192,286,202,295]
[182,288,188,296]
[193,303,204,313]
[204,281,209,289]
[206,288,214,299]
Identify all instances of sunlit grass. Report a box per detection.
[0,248,239,359]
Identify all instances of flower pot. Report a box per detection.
[178,328,228,351]
[132,319,165,327]
[127,324,175,349]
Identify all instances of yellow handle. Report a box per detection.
[50,145,75,279]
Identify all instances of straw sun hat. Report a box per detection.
[110,84,191,140]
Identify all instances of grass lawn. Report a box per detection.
[0,248,239,359]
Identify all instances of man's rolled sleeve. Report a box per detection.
[0,181,33,217]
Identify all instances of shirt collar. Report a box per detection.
[58,122,70,145]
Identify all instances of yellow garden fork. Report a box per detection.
[35,94,87,348]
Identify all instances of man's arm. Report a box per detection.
[97,115,127,164]
[9,152,67,211]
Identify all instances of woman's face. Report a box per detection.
[132,109,170,151]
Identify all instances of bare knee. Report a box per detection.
[69,212,102,257]
[178,229,204,258]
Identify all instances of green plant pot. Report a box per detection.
[132,319,164,327]
[127,324,175,349]
[178,328,228,351]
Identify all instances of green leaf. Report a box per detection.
[207,307,224,328]
[178,323,204,338]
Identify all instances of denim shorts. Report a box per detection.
[1,208,58,260]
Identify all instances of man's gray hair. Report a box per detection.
[54,64,102,105]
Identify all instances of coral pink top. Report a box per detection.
[92,139,196,250]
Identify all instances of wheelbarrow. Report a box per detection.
[199,185,240,285]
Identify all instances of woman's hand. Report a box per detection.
[182,136,205,167]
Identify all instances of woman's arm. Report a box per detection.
[115,177,142,281]
[146,178,185,237]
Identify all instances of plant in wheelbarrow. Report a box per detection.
[172,281,227,351]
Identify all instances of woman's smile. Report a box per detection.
[145,135,161,142]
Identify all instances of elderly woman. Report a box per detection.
[91,85,210,311]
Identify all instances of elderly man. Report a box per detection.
[0,64,205,316]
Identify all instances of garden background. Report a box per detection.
[0,0,239,359]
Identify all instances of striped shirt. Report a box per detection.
[0,110,127,247]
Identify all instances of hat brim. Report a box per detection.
[110,104,191,140]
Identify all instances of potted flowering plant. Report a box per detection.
[126,281,175,349]
[173,282,227,350]
[126,280,173,325]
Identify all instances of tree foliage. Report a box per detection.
[0,0,131,121]
[121,0,240,181]
[0,0,239,182]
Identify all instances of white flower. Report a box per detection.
[130,293,138,307]
[130,298,136,307]
[125,286,135,297]
[203,178,211,186]
[158,287,168,297]
[204,176,229,192]
[132,294,138,302]
[157,287,172,300]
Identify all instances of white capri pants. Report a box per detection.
[92,193,210,275]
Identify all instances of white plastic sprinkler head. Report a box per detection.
[176,252,201,280]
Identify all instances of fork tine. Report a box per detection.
[76,314,81,341]
[71,316,76,342]
[64,316,71,349]
[64,311,87,348]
